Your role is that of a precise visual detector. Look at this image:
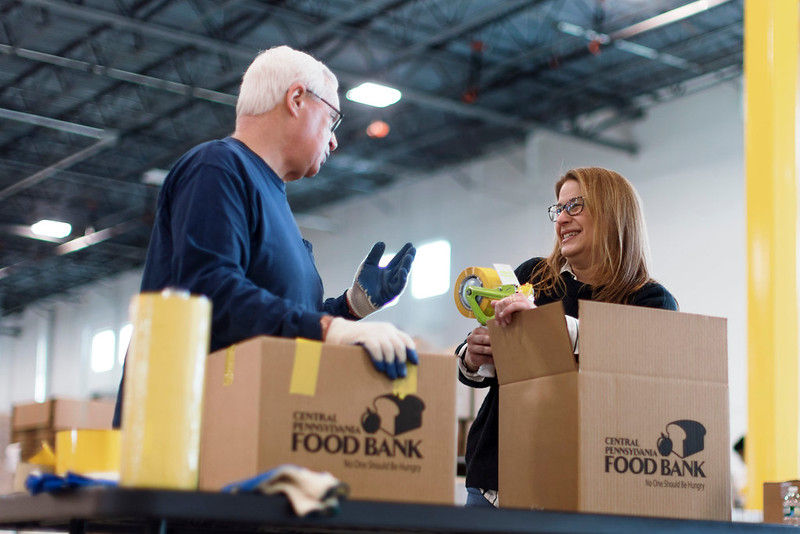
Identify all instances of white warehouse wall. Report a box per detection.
[0,271,141,410]
[0,80,746,442]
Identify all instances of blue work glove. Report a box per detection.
[325,318,419,380]
[346,242,415,318]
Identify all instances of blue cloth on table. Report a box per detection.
[26,472,117,495]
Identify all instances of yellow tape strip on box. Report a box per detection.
[393,364,418,398]
[223,345,236,386]
[290,338,323,396]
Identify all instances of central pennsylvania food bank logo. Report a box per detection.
[290,394,426,459]
[360,394,425,436]
[603,419,707,478]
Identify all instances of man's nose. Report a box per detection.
[329,132,338,152]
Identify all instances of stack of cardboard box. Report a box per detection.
[11,398,115,461]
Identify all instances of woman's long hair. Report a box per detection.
[529,167,652,303]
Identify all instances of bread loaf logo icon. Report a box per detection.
[360,394,425,436]
[656,419,706,458]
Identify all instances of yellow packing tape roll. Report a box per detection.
[119,289,211,490]
[56,429,120,478]
[290,338,323,396]
[453,267,502,318]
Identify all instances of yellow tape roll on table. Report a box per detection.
[453,267,502,318]
[120,289,211,490]
[56,429,120,478]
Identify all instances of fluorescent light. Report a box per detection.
[31,219,71,239]
[557,22,610,44]
[346,82,402,108]
[613,40,659,60]
[612,0,731,41]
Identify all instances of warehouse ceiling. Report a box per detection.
[0,0,743,316]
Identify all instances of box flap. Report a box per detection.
[579,301,727,383]
[488,302,576,385]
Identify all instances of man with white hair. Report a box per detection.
[114,46,417,426]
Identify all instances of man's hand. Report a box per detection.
[324,317,418,380]
[464,326,493,373]
[346,242,415,318]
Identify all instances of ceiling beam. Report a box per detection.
[3,41,640,162]
[548,21,743,109]
[0,43,238,106]
[556,22,702,74]
[0,217,145,280]
[0,134,118,203]
[16,0,637,154]
[0,107,108,138]
[378,0,543,72]
[301,0,413,49]
[610,0,735,41]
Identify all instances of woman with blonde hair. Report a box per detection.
[458,167,677,507]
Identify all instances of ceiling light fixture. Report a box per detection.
[612,0,732,41]
[31,219,72,239]
[346,82,402,108]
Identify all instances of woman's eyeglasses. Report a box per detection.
[547,196,584,222]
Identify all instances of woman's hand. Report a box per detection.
[464,326,492,373]
[491,293,535,327]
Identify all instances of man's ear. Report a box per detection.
[285,82,306,118]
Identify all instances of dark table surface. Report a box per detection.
[0,487,790,533]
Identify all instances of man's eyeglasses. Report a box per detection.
[547,196,585,222]
[307,89,343,133]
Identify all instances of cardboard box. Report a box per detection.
[200,336,457,504]
[10,428,55,462]
[488,301,730,520]
[764,480,800,524]
[12,398,115,431]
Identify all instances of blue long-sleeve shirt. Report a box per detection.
[141,136,354,351]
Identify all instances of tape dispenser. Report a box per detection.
[454,266,533,325]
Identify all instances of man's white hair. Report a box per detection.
[236,45,338,117]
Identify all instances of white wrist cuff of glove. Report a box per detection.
[346,284,378,319]
[324,317,415,361]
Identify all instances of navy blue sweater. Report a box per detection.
[459,257,678,491]
[114,138,355,427]
[140,137,354,351]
